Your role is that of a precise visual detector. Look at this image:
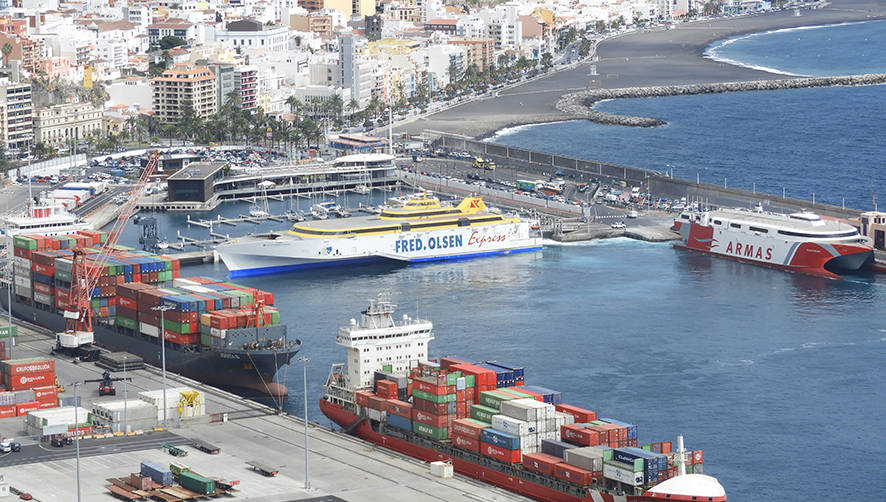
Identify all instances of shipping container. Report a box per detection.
[6,371,55,391]
[522,452,562,476]
[385,399,413,418]
[470,404,498,423]
[541,438,577,459]
[561,424,601,446]
[554,463,595,486]
[451,432,481,453]
[450,418,488,440]
[140,462,174,486]
[385,412,412,432]
[555,404,596,423]
[564,447,604,472]
[481,427,520,450]
[491,414,535,436]
[480,441,521,463]
[412,421,448,441]
[412,409,451,429]
[178,470,216,495]
[520,385,562,404]
[603,462,645,486]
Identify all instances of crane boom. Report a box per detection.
[62,152,160,340]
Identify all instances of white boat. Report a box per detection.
[674,207,873,278]
[0,201,91,240]
[249,180,275,217]
[217,194,543,277]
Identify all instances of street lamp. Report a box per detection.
[151,305,173,428]
[72,381,82,502]
[298,356,310,490]
[123,355,128,434]
[6,258,12,360]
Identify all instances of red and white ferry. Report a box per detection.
[320,294,727,502]
[673,206,873,279]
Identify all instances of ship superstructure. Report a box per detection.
[321,294,727,502]
[674,207,872,278]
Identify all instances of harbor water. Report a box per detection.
[108,22,886,502]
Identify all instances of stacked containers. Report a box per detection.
[604,447,667,486]
[24,406,93,436]
[562,446,606,485]
[494,398,564,455]
[410,372,456,441]
[0,358,58,414]
[520,385,562,404]
[140,462,173,486]
[483,361,525,386]
[600,417,638,447]
[450,418,487,453]
[383,399,413,432]
[91,400,158,432]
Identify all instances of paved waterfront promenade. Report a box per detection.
[402,0,886,139]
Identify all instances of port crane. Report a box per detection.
[54,152,160,360]
[84,369,132,396]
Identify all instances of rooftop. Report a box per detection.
[167,162,226,181]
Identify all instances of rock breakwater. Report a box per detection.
[556,73,886,127]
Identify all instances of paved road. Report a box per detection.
[0,430,190,467]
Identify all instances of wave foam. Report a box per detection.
[485,120,577,142]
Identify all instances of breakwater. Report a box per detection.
[556,73,886,127]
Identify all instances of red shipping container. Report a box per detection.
[480,442,521,463]
[16,401,41,416]
[451,433,480,453]
[522,453,562,476]
[412,377,454,395]
[561,425,601,446]
[4,359,55,376]
[505,386,544,402]
[555,404,597,423]
[355,391,376,409]
[465,387,475,401]
[412,409,450,429]
[586,425,614,445]
[450,363,496,389]
[38,400,57,409]
[689,450,703,465]
[366,395,388,412]
[455,389,465,401]
[456,402,467,418]
[33,385,58,402]
[0,405,15,418]
[596,423,626,442]
[376,380,398,399]
[451,418,487,439]
[412,397,451,415]
[33,282,53,296]
[440,357,467,371]
[553,463,593,486]
[32,262,54,276]
[118,297,137,310]
[385,400,413,418]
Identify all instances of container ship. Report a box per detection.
[674,206,873,279]
[321,294,727,502]
[216,194,542,277]
[2,232,300,397]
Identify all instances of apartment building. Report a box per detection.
[0,79,33,150]
[151,63,217,123]
[448,37,494,71]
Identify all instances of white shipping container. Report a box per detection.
[603,463,645,486]
[13,256,31,266]
[139,322,159,337]
[138,388,205,421]
[34,292,53,305]
[172,278,200,288]
[499,399,538,421]
[13,262,30,276]
[367,408,385,422]
[554,411,575,425]
[492,414,535,436]
[455,377,466,391]
[14,285,31,297]
[14,275,31,288]
[565,448,604,472]
[92,400,158,422]
[26,406,92,429]
[181,285,214,294]
[209,327,226,339]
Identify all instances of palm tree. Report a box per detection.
[285,95,303,116]
[1,42,12,68]
[326,94,344,124]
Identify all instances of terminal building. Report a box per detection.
[165,162,227,209]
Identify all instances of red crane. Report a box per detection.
[56,152,160,357]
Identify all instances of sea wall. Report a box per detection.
[556,73,886,127]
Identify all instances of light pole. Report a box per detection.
[298,356,310,490]
[151,305,173,428]
[6,259,11,360]
[123,355,128,434]
[72,382,82,502]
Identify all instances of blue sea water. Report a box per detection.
[110,22,886,502]
[491,22,886,211]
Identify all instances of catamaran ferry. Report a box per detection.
[216,194,542,277]
[673,206,873,279]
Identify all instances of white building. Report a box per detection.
[425,44,466,88]
[215,19,288,53]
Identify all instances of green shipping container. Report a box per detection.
[13,236,36,250]
[478,390,518,410]
[463,418,491,428]
[200,333,211,346]
[412,389,455,403]
[91,299,101,308]
[0,325,17,338]
[470,404,498,423]
[445,371,462,386]
[163,319,190,334]
[116,316,138,330]
[463,374,475,388]
[604,458,644,473]
[271,312,280,324]
[412,421,448,441]
[178,471,215,495]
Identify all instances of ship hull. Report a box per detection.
[2,295,298,397]
[674,220,873,279]
[217,221,542,277]
[319,399,682,502]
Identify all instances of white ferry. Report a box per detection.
[673,207,873,279]
[0,201,91,240]
[216,194,542,277]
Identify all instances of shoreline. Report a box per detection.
[404,1,886,139]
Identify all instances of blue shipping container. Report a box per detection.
[601,417,638,440]
[481,428,520,450]
[474,363,515,387]
[541,439,576,459]
[484,361,525,380]
[520,385,562,404]
[140,461,173,486]
[386,413,412,431]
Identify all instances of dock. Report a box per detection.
[186,213,287,228]
[0,321,530,502]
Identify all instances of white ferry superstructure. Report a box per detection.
[0,201,91,240]
[673,207,873,278]
[216,194,543,277]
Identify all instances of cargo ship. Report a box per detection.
[216,194,542,277]
[674,207,873,279]
[320,294,727,502]
[3,232,300,397]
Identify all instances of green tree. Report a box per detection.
[285,95,302,116]
[594,20,606,33]
[579,39,592,57]
[160,50,173,68]
[158,36,187,51]
[540,52,553,71]
[703,1,720,16]
[1,42,12,67]
[0,142,9,171]
[33,142,54,159]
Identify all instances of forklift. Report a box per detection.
[84,370,132,396]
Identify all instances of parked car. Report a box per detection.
[0,439,21,453]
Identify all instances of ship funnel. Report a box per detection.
[350,318,356,326]
[677,435,686,477]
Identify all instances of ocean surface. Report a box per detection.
[491,20,886,211]
[110,22,886,502]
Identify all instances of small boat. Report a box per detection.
[357,204,380,215]
[332,207,351,218]
[310,206,329,220]
[157,241,170,250]
[285,210,305,222]
[353,185,371,194]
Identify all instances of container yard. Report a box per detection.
[0,322,529,502]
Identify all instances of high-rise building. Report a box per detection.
[151,63,217,123]
[0,78,33,151]
[233,66,259,110]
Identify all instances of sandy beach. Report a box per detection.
[400,0,886,139]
